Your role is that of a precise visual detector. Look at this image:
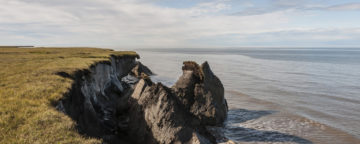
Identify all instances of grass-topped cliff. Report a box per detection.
[0,47,138,143]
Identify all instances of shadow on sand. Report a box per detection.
[224,109,312,144]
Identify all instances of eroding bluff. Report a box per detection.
[56,55,228,144]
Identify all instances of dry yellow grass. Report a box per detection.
[0,47,138,144]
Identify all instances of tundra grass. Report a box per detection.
[0,47,138,144]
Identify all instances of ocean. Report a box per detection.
[136,48,360,143]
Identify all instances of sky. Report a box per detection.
[1,0,360,49]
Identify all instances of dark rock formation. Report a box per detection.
[56,56,227,144]
[173,61,228,126]
[128,79,214,144]
[131,61,153,78]
[57,56,140,143]
[128,61,228,143]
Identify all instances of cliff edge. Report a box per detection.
[57,55,228,143]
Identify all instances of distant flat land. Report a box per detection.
[0,46,34,48]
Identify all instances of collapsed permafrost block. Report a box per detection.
[57,57,227,144]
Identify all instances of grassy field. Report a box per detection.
[0,47,138,144]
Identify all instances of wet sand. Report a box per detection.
[224,91,360,144]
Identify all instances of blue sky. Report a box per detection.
[0,0,360,48]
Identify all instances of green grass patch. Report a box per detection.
[0,47,138,144]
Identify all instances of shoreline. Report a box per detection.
[225,91,360,144]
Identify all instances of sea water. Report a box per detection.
[135,48,360,142]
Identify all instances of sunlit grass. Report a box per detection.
[0,47,138,144]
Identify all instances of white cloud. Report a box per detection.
[326,3,360,11]
[212,27,360,47]
[0,0,359,48]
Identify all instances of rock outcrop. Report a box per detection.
[173,61,228,126]
[57,56,227,144]
[128,61,228,143]
[131,61,153,78]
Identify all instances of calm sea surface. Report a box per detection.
[135,48,360,140]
